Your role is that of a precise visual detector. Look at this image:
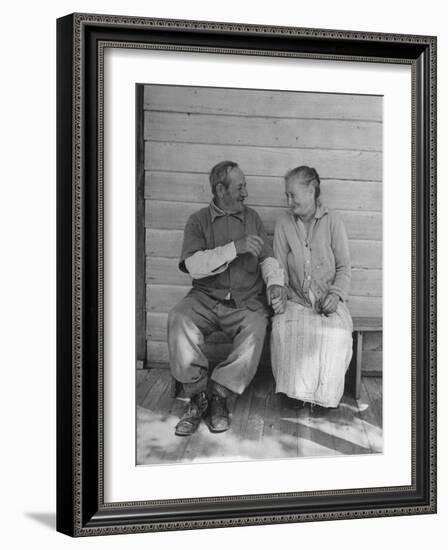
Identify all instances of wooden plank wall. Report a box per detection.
[142,84,383,371]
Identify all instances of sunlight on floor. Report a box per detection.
[137,401,382,465]
[137,406,299,463]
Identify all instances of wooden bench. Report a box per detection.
[172,315,382,400]
[349,317,382,400]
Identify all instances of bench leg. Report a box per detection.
[353,331,363,400]
[170,377,183,398]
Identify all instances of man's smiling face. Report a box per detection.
[218,166,248,213]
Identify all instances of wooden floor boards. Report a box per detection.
[136,367,383,465]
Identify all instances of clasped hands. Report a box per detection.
[267,284,287,314]
[268,288,340,316]
[316,292,340,315]
[234,235,287,315]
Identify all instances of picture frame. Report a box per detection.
[56,12,437,536]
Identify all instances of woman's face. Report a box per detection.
[285,177,316,218]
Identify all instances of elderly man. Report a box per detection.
[168,160,285,436]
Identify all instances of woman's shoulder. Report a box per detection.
[274,209,293,228]
[321,207,349,241]
[321,205,343,225]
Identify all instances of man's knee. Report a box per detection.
[167,306,183,331]
[168,299,194,333]
[242,308,269,336]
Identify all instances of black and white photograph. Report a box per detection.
[136,83,383,465]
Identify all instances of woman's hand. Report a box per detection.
[319,292,340,315]
[268,285,287,314]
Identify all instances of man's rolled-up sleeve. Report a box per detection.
[179,215,207,273]
[179,214,237,278]
[252,211,285,288]
[185,243,237,279]
[261,257,285,288]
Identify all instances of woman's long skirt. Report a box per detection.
[271,300,353,407]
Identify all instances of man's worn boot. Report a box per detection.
[208,394,230,433]
[174,391,208,436]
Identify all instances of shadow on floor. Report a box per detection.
[25,512,56,530]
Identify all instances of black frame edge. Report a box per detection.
[414,38,437,513]
[56,13,75,537]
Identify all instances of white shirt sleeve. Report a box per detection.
[184,242,237,279]
[260,257,285,288]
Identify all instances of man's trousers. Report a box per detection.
[167,290,269,397]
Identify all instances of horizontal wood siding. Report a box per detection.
[144,111,382,151]
[143,85,383,121]
[143,84,383,370]
[146,200,382,240]
[146,142,382,181]
[145,173,382,211]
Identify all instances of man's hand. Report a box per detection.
[267,285,287,314]
[319,292,340,315]
[234,234,264,257]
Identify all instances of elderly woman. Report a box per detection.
[270,166,353,408]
